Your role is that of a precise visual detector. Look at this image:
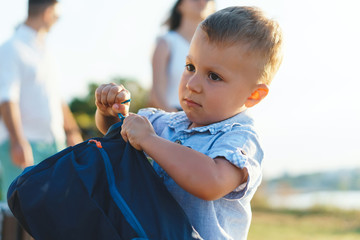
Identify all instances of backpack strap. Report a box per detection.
[88,139,148,239]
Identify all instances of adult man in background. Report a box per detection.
[0,0,83,200]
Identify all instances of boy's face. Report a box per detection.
[179,28,261,128]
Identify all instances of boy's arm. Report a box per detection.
[144,135,248,201]
[95,110,121,135]
[121,114,248,201]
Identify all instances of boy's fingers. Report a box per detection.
[95,83,130,117]
[113,89,131,112]
[107,86,120,105]
[95,84,106,103]
[106,83,126,105]
[114,85,130,103]
[111,103,123,113]
[120,128,128,142]
[100,85,113,106]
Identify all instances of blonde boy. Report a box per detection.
[95,6,283,240]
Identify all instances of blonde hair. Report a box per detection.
[200,6,283,85]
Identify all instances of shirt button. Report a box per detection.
[174,140,182,145]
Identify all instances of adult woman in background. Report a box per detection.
[149,0,215,111]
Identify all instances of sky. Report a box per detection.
[1,0,360,179]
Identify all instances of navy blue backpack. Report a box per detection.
[7,121,201,240]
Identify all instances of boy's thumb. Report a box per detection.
[112,103,121,112]
[112,103,127,113]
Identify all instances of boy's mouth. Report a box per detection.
[184,98,202,108]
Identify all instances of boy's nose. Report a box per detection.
[186,74,202,93]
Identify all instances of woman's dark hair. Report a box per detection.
[164,0,183,31]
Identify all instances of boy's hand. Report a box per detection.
[95,83,131,117]
[121,113,156,151]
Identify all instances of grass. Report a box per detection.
[248,207,360,240]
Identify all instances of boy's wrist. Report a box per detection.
[138,133,159,152]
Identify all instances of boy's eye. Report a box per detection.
[209,72,222,81]
[185,64,195,72]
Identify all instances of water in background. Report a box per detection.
[267,191,360,210]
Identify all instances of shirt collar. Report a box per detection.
[16,24,46,47]
[168,111,253,135]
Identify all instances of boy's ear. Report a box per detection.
[245,84,269,108]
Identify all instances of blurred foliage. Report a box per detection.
[250,180,360,239]
[251,184,270,210]
[249,207,360,240]
[69,77,149,140]
[264,169,360,193]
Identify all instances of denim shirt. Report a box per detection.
[138,108,263,240]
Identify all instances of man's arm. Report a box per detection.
[62,103,83,146]
[0,101,33,168]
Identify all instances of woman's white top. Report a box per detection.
[159,31,190,109]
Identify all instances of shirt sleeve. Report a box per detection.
[137,108,171,136]
[137,108,162,119]
[0,43,21,103]
[207,129,263,200]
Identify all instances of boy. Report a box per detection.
[95,6,283,240]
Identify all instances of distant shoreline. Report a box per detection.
[267,190,360,210]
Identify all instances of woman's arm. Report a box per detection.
[149,38,178,112]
